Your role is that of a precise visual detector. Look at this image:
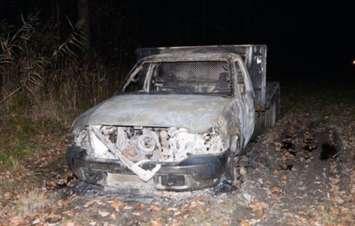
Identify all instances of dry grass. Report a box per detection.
[0,14,124,127]
[14,189,51,217]
[0,14,126,188]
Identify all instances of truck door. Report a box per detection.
[234,59,255,147]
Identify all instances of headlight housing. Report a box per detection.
[168,127,226,161]
[73,125,228,162]
[74,128,89,149]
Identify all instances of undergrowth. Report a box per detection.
[0,111,65,168]
[0,14,127,168]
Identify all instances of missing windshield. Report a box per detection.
[150,61,232,95]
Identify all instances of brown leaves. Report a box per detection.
[240,219,252,226]
[83,199,97,208]
[150,219,163,226]
[45,213,62,224]
[8,216,26,226]
[109,199,123,212]
[270,185,282,200]
[271,186,281,195]
[148,204,161,212]
[45,174,75,190]
[249,201,268,218]
[63,222,76,226]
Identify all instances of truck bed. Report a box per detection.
[265,82,280,109]
[254,81,280,134]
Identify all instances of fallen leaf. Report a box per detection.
[9,216,25,226]
[110,213,117,220]
[98,210,110,217]
[249,201,268,218]
[150,219,162,226]
[45,213,62,223]
[271,186,281,194]
[110,200,122,212]
[240,219,251,226]
[149,204,161,212]
[63,222,75,226]
[84,200,97,208]
[240,167,247,176]
[32,218,41,225]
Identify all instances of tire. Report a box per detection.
[225,136,243,187]
[265,96,279,129]
[225,152,246,188]
[270,101,277,127]
[66,147,106,184]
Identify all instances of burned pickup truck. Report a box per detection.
[67,45,280,192]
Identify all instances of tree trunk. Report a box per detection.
[77,0,90,48]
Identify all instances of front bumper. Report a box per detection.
[67,145,227,192]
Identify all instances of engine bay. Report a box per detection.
[75,125,227,163]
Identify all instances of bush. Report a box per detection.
[0,13,124,127]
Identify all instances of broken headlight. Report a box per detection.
[73,128,89,149]
[167,127,227,161]
[74,126,228,162]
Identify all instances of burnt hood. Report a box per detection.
[73,94,233,133]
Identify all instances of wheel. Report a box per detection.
[265,96,279,129]
[270,101,277,127]
[66,147,106,184]
[225,152,243,188]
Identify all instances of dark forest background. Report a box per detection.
[0,0,354,126]
[2,0,355,78]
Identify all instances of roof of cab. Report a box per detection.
[139,52,243,63]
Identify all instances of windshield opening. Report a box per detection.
[150,61,232,95]
[123,64,147,93]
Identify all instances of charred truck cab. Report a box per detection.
[67,45,280,192]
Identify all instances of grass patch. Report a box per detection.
[14,189,52,217]
[0,132,35,168]
[0,112,66,169]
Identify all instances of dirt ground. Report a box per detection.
[0,83,354,226]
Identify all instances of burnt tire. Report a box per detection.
[66,147,106,184]
[270,101,277,127]
[265,95,280,129]
[225,153,242,188]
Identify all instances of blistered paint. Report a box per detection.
[72,46,266,180]
[73,94,233,134]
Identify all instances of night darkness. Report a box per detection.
[1,0,355,82]
[135,1,355,82]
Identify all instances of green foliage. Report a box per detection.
[0,118,36,168]
[0,110,66,168]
